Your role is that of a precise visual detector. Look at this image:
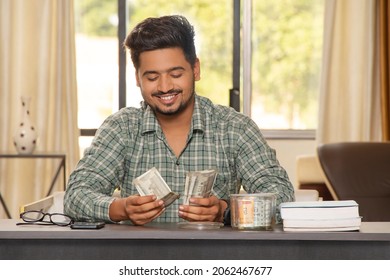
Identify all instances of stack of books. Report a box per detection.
[280,200,361,232]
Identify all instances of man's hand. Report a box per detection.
[109,195,165,225]
[178,196,227,222]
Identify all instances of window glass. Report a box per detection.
[74,0,118,153]
[74,0,118,129]
[251,0,324,129]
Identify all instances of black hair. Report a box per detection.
[124,15,197,69]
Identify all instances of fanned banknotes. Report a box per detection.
[183,169,218,205]
[133,167,180,207]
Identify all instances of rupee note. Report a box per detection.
[183,169,217,205]
[133,167,180,207]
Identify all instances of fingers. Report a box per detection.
[125,195,165,225]
[128,194,159,206]
[178,196,221,222]
[179,207,216,222]
[122,195,225,224]
[190,196,220,207]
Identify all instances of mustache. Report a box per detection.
[152,89,182,97]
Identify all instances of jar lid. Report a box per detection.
[230,193,276,197]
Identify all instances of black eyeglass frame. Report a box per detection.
[17,210,74,227]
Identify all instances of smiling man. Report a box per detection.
[64,15,294,226]
[135,47,199,158]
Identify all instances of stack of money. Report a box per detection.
[133,167,180,207]
[183,169,218,205]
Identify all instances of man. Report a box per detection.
[64,15,294,225]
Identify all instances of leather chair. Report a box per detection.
[317,142,390,221]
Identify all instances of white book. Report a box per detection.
[283,226,360,232]
[280,200,359,220]
[282,217,361,228]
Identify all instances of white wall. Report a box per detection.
[267,139,317,188]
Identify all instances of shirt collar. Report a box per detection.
[192,95,205,132]
[140,94,205,135]
[141,103,159,135]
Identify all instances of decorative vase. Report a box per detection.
[13,96,38,154]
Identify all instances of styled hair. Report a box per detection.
[124,15,197,69]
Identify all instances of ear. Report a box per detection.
[193,58,201,81]
[135,70,140,87]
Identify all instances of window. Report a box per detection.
[74,0,118,154]
[74,0,324,154]
[251,0,324,135]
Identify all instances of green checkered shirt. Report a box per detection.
[64,95,294,223]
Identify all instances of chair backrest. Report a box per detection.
[20,191,65,213]
[317,142,390,221]
[20,189,120,215]
[294,189,320,202]
[295,154,336,200]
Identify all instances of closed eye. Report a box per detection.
[146,75,158,81]
[171,73,183,79]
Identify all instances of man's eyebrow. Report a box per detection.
[142,66,185,77]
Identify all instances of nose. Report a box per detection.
[157,75,173,93]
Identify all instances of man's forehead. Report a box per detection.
[138,48,190,73]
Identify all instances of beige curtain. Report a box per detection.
[379,0,390,141]
[317,0,382,144]
[0,0,79,218]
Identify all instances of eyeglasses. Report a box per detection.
[17,210,74,226]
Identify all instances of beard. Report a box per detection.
[144,80,196,116]
[154,90,195,116]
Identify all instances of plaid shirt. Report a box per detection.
[64,95,294,223]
